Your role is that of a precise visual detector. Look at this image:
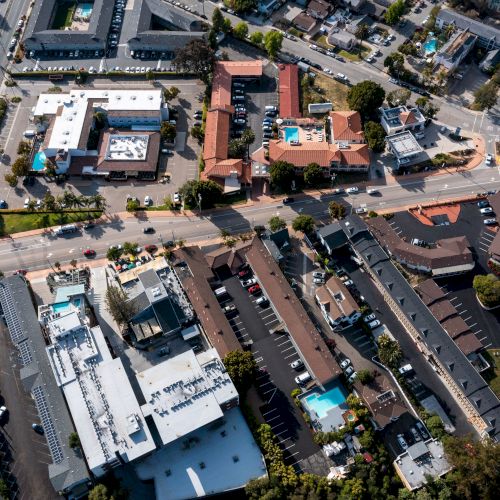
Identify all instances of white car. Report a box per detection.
[345,366,354,376]
[397,434,408,450]
[368,319,381,329]
[343,279,354,287]
[313,277,325,284]
[480,207,494,215]
[340,358,351,369]
[0,406,7,418]
[484,218,497,225]
[486,153,493,165]
[35,198,42,209]
[355,207,367,214]
[364,313,376,323]
[24,197,30,208]
[348,372,357,384]
[144,195,152,206]
[336,73,348,81]
[109,244,123,250]
[290,359,304,370]
[241,277,257,287]
[312,271,325,279]
[346,187,359,194]
[173,192,181,203]
[365,56,374,63]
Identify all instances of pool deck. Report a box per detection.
[301,387,349,432]
[281,124,326,144]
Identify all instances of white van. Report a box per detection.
[265,105,277,112]
[366,188,378,195]
[294,371,312,386]
[214,286,228,298]
[23,130,36,138]
[232,95,245,101]
[55,224,78,236]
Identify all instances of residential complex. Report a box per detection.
[33,89,167,179]
[433,29,477,74]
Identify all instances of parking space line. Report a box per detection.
[463,316,472,322]
[287,451,300,458]
[263,387,278,395]
[271,421,285,429]
[454,303,463,308]
[259,381,274,388]
[281,346,295,353]
[474,329,482,335]
[483,342,492,348]
[284,353,297,359]
[265,320,279,326]
[266,415,281,423]
[449,297,458,302]
[261,313,275,320]
[274,429,289,436]
[479,336,488,342]
[277,339,291,347]
[458,309,468,315]
[239,332,249,338]
[283,443,296,451]
[262,408,278,416]
[469,322,477,328]
[254,356,264,363]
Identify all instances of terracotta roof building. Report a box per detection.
[367,216,475,277]
[330,111,365,144]
[278,64,301,119]
[202,61,262,190]
[244,238,341,386]
[174,246,242,358]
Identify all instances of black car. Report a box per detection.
[83,222,95,230]
[0,200,7,209]
[143,226,155,234]
[283,197,294,204]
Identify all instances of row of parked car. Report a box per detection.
[108,0,126,49]
[477,199,497,225]
[397,421,430,451]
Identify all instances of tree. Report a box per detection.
[26,199,37,212]
[425,415,446,439]
[328,201,346,220]
[54,261,61,271]
[233,21,249,40]
[263,30,283,61]
[93,111,106,130]
[163,86,180,102]
[89,194,107,210]
[269,160,295,190]
[398,42,418,57]
[212,7,224,33]
[106,246,123,261]
[415,96,440,119]
[473,274,500,308]
[105,286,137,326]
[68,432,81,449]
[44,159,57,177]
[123,241,140,257]
[4,173,18,187]
[178,179,223,208]
[250,31,263,46]
[88,484,109,500]
[358,429,375,449]
[473,81,498,111]
[364,121,386,152]
[17,140,31,155]
[384,0,405,25]
[268,216,287,232]
[292,214,315,234]
[126,199,140,212]
[356,369,374,385]
[173,40,215,84]
[383,52,405,76]
[191,126,204,142]
[160,121,177,143]
[11,155,30,177]
[377,334,403,369]
[229,0,257,13]
[347,81,385,120]
[208,29,218,50]
[222,18,232,34]
[303,162,324,187]
[43,192,56,211]
[70,259,77,268]
[241,128,255,145]
[223,350,257,394]
[228,138,247,158]
[386,88,411,107]
[0,479,10,500]
[355,23,369,45]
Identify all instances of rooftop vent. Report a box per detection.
[116,95,121,100]
[131,96,136,100]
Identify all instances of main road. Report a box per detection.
[1,164,500,273]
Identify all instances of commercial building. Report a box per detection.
[394,439,452,491]
[202,61,262,191]
[339,215,500,441]
[385,131,424,167]
[39,304,156,476]
[126,0,206,55]
[436,9,500,50]
[367,216,475,277]
[278,64,301,119]
[33,89,167,179]
[23,0,113,52]
[380,106,426,136]
[0,277,90,497]
[433,29,477,74]
[316,276,361,330]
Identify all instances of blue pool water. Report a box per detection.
[51,298,81,314]
[77,3,93,17]
[423,37,438,55]
[32,151,46,171]
[304,381,347,419]
[284,127,299,143]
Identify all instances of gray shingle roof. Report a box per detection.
[24,0,114,48]
[437,9,500,46]
[0,276,89,494]
[340,216,500,441]
[317,222,348,249]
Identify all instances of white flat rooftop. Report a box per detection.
[135,407,267,500]
[137,348,238,446]
[45,312,156,475]
[386,131,423,158]
[105,134,149,161]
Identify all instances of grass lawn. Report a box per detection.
[337,44,370,62]
[301,73,349,116]
[485,350,500,398]
[51,2,76,30]
[0,211,102,236]
[214,191,247,208]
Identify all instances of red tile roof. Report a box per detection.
[400,111,418,125]
[245,238,341,386]
[335,144,370,166]
[330,111,364,142]
[269,140,337,167]
[279,64,301,119]
[203,109,231,162]
[208,159,243,178]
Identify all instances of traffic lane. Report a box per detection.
[0,323,57,500]
[347,265,476,437]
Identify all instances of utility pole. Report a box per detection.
[198,193,202,217]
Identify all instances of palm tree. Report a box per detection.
[90,194,107,211]
[73,195,87,208]
[55,194,66,211]
[34,114,47,128]
[377,334,403,368]
[26,200,37,212]
[123,241,139,256]
[62,190,76,209]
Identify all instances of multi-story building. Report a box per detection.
[433,29,477,74]
[385,131,424,167]
[380,106,426,135]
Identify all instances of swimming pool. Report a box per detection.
[51,298,81,314]
[76,3,93,18]
[303,381,347,419]
[423,37,438,55]
[32,151,46,171]
[284,127,299,143]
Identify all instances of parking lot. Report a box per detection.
[389,202,500,348]
[217,274,321,470]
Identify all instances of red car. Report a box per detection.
[13,269,28,276]
[238,269,250,278]
[83,249,96,257]
[145,244,158,253]
[248,284,261,295]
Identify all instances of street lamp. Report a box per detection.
[331,173,337,190]
[198,193,202,217]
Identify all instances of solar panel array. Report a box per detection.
[0,285,26,344]
[32,386,64,464]
[17,340,33,366]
